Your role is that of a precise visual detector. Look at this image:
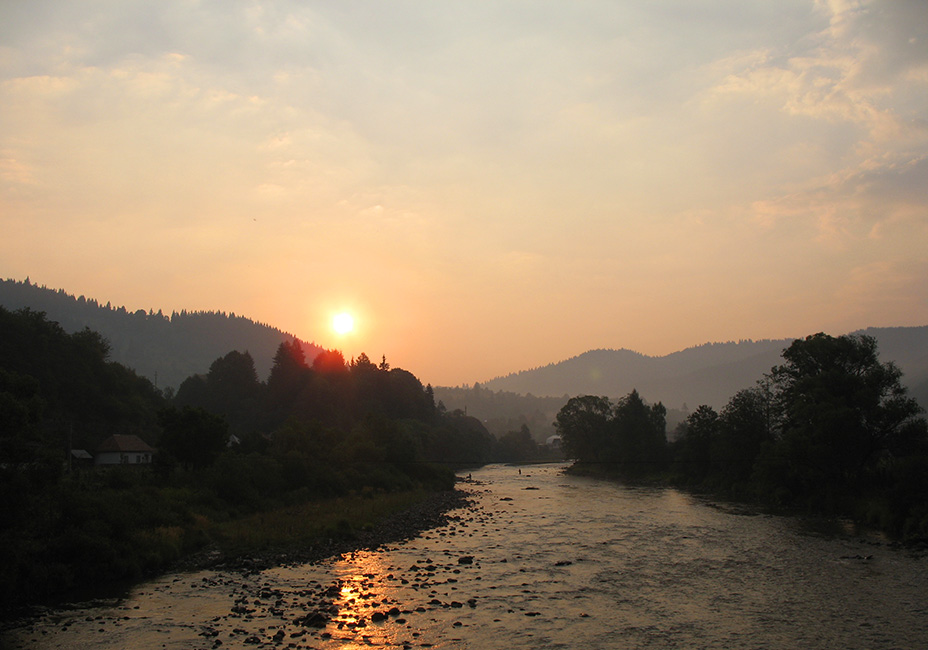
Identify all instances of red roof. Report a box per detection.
[96,434,155,454]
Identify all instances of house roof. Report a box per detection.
[70,449,93,460]
[96,434,155,454]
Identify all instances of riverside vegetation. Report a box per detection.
[555,332,928,539]
[5,301,927,615]
[0,307,499,613]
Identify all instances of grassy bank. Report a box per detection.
[210,489,439,557]
[0,463,460,616]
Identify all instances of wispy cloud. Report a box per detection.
[1,0,926,383]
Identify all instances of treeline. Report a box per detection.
[432,383,566,442]
[0,307,496,611]
[0,277,323,388]
[171,345,563,466]
[171,342,497,471]
[556,333,928,539]
[1,307,167,609]
[0,307,164,460]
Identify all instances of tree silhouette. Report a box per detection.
[555,395,612,462]
[158,406,229,470]
[673,404,719,483]
[760,333,926,508]
[610,389,667,475]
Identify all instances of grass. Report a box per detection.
[207,489,434,556]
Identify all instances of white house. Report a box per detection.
[95,434,155,466]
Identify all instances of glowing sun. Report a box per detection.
[332,312,354,335]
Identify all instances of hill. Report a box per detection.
[481,329,928,410]
[431,384,567,442]
[0,278,323,390]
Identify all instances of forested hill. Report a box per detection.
[482,330,928,410]
[0,278,323,389]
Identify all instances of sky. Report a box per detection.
[1,0,927,387]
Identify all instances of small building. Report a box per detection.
[69,449,94,470]
[545,434,562,449]
[95,434,155,466]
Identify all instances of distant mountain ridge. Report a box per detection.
[0,278,323,389]
[482,329,928,410]
[5,277,927,412]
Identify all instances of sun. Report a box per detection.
[332,312,354,335]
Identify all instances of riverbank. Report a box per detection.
[177,485,473,574]
[565,460,928,549]
[1,484,472,623]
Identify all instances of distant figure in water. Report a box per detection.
[518,469,522,475]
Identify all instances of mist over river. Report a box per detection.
[6,463,928,649]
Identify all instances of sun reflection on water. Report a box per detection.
[321,550,408,648]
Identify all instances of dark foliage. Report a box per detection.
[665,334,928,535]
[433,383,566,442]
[755,333,927,516]
[158,406,230,470]
[558,333,928,539]
[0,306,164,456]
[0,309,481,613]
[0,306,167,611]
[556,390,667,474]
[0,278,324,389]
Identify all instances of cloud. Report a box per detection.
[2,1,927,382]
[708,1,926,130]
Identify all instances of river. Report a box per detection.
[5,462,928,649]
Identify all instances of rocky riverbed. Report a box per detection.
[2,485,481,649]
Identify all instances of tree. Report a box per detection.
[715,387,772,489]
[351,351,385,416]
[312,349,347,374]
[762,333,926,508]
[385,368,434,420]
[555,395,612,462]
[158,406,229,470]
[610,389,667,476]
[268,340,308,390]
[425,410,494,468]
[205,350,262,432]
[0,368,44,465]
[174,374,209,409]
[266,340,310,424]
[495,424,539,463]
[351,352,377,372]
[672,404,718,483]
[555,391,667,473]
[207,350,259,400]
[72,327,111,361]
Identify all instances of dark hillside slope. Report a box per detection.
[0,278,323,390]
[856,326,928,386]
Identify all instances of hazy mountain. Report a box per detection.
[482,328,928,410]
[0,278,323,390]
[6,276,926,414]
[431,384,566,442]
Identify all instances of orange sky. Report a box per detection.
[2,1,927,387]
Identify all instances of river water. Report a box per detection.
[5,462,928,649]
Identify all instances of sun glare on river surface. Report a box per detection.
[332,312,354,335]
